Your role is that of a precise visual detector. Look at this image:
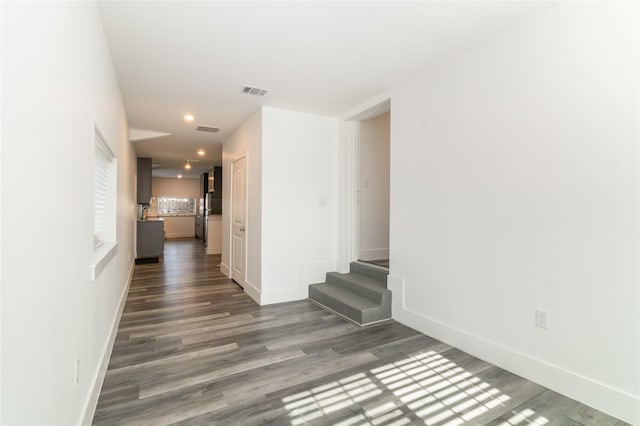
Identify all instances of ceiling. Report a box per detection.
[98,1,547,179]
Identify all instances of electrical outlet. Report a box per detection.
[535,309,549,330]
[75,358,80,385]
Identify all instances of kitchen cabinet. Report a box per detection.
[195,216,203,239]
[136,219,164,260]
[211,167,222,214]
[207,169,214,193]
[213,167,222,195]
[137,157,152,204]
[201,172,210,195]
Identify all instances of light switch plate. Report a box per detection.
[535,309,549,329]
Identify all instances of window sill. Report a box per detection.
[91,242,118,282]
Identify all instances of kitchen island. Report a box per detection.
[136,218,164,264]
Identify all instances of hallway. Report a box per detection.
[93,239,627,425]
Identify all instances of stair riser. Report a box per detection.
[308,289,390,326]
[309,286,364,323]
[308,262,392,325]
[362,303,391,324]
[350,263,388,286]
[326,273,388,303]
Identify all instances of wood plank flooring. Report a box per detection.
[94,239,628,425]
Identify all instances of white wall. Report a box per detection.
[221,109,262,298]
[206,215,222,255]
[150,177,199,238]
[261,107,338,304]
[221,106,338,304]
[1,2,136,425]
[384,3,638,423]
[359,112,390,261]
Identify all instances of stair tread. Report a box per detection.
[353,261,389,273]
[309,283,381,311]
[327,272,389,293]
[308,262,392,325]
[349,262,389,284]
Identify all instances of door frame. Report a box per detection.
[229,155,248,288]
[342,98,391,269]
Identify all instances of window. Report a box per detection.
[157,197,197,216]
[94,126,116,249]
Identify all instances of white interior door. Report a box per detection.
[230,157,247,286]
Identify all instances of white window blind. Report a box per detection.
[94,127,115,248]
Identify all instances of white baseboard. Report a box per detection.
[260,286,307,305]
[388,274,640,425]
[206,246,221,255]
[80,261,134,426]
[243,280,261,305]
[358,248,389,261]
[220,263,230,277]
[259,260,336,306]
[241,280,305,306]
[337,261,350,274]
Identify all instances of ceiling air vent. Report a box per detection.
[196,125,220,133]
[242,85,268,96]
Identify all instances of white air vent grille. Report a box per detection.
[196,125,220,133]
[242,85,269,96]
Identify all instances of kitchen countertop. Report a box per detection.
[137,217,164,222]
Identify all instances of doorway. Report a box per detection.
[357,111,390,269]
[230,156,247,287]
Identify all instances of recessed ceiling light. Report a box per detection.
[177,174,183,178]
[197,149,205,156]
[183,114,195,122]
[185,163,191,170]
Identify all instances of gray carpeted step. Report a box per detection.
[308,282,390,325]
[307,261,392,326]
[325,272,390,304]
[349,262,389,286]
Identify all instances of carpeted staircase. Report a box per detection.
[308,262,391,326]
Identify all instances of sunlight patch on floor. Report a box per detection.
[498,408,549,425]
[283,350,549,426]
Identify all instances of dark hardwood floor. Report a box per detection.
[93,239,628,425]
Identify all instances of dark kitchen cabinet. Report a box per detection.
[195,216,203,239]
[207,169,214,193]
[211,167,222,214]
[136,220,164,259]
[213,167,222,196]
[137,157,152,204]
[201,172,209,195]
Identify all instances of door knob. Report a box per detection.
[240,227,245,232]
